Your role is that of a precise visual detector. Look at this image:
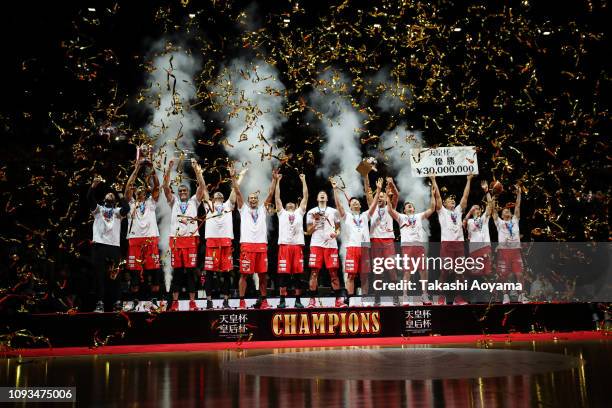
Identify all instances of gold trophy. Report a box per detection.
[356,157,378,176]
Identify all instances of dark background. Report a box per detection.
[0,0,609,307]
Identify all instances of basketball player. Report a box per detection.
[88,175,130,312]
[463,181,494,280]
[201,169,239,310]
[493,184,529,304]
[388,176,437,305]
[275,173,308,308]
[232,167,277,309]
[331,177,381,304]
[124,160,162,311]
[163,158,206,311]
[365,176,400,306]
[434,174,473,304]
[306,188,345,308]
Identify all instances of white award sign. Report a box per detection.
[410,146,479,177]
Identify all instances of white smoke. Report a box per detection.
[309,70,365,197]
[370,68,411,114]
[380,122,431,235]
[212,58,286,197]
[145,45,203,289]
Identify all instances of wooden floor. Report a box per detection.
[3,338,611,407]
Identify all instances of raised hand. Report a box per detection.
[330,177,338,189]
[299,173,306,182]
[375,178,383,190]
[481,180,488,192]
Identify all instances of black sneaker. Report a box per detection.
[94,301,104,313]
[253,298,262,309]
[113,301,123,312]
[206,300,214,310]
[278,298,286,309]
[374,296,381,307]
[150,298,159,308]
[392,296,400,306]
[294,299,304,308]
[222,298,230,309]
[126,299,139,312]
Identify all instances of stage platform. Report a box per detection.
[1,300,598,349]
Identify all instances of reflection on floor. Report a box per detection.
[3,340,611,407]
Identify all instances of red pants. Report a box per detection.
[278,244,304,274]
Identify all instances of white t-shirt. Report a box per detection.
[306,206,340,249]
[127,197,159,238]
[239,204,268,244]
[398,212,425,245]
[278,208,305,245]
[467,214,491,252]
[438,206,464,242]
[495,216,521,249]
[342,212,370,247]
[204,199,234,239]
[92,205,122,246]
[169,194,201,237]
[370,206,395,239]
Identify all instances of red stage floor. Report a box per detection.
[4,330,608,357]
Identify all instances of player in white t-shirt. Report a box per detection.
[332,177,381,303]
[434,173,473,305]
[493,184,528,303]
[275,173,308,309]
[201,168,240,310]
[363,174,401,305]
[163,159,206,312]
[388,176,436,305]
[124,160,162,311]
[233,167,277,309]
[305,189,343,308]
[87,175,130,312]
[463,180,494,278]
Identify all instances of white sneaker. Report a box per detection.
[502,294,511,304]
[421,293,432,305]
[518,293,530,304]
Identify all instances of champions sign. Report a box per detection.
[272,311,381,337]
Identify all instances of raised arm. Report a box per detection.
[191,159,208,203]
[264,169,278,212]
[149,170,160,202]
[388,201,401,223]
[368,178,384,217]
[331,178,345,219]
[163,160,175,205]
[432,175,442,211]
[299,173,308,212]
[124,161,141,200]
[274,174,283,211]
[363,174,373,206]
[514,184,521,219]
[118,193,130,217]
[459,173,474,210]
[386,177,400,209]
[230,166,244,209]
[88,176,102,211]
[422,177,436,218]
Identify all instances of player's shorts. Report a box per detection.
[169,236,199,269]
[440,241,465,262]
[308,246,339,270]
[344,246,370,275]
[240,243,268,274]
[204,238,233,272]
[497,248,523,277]
[468,245,492,276]
[370,238,396,263]
[127,237,160,271]
[401,245,426,274]
[278,244,304,274]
